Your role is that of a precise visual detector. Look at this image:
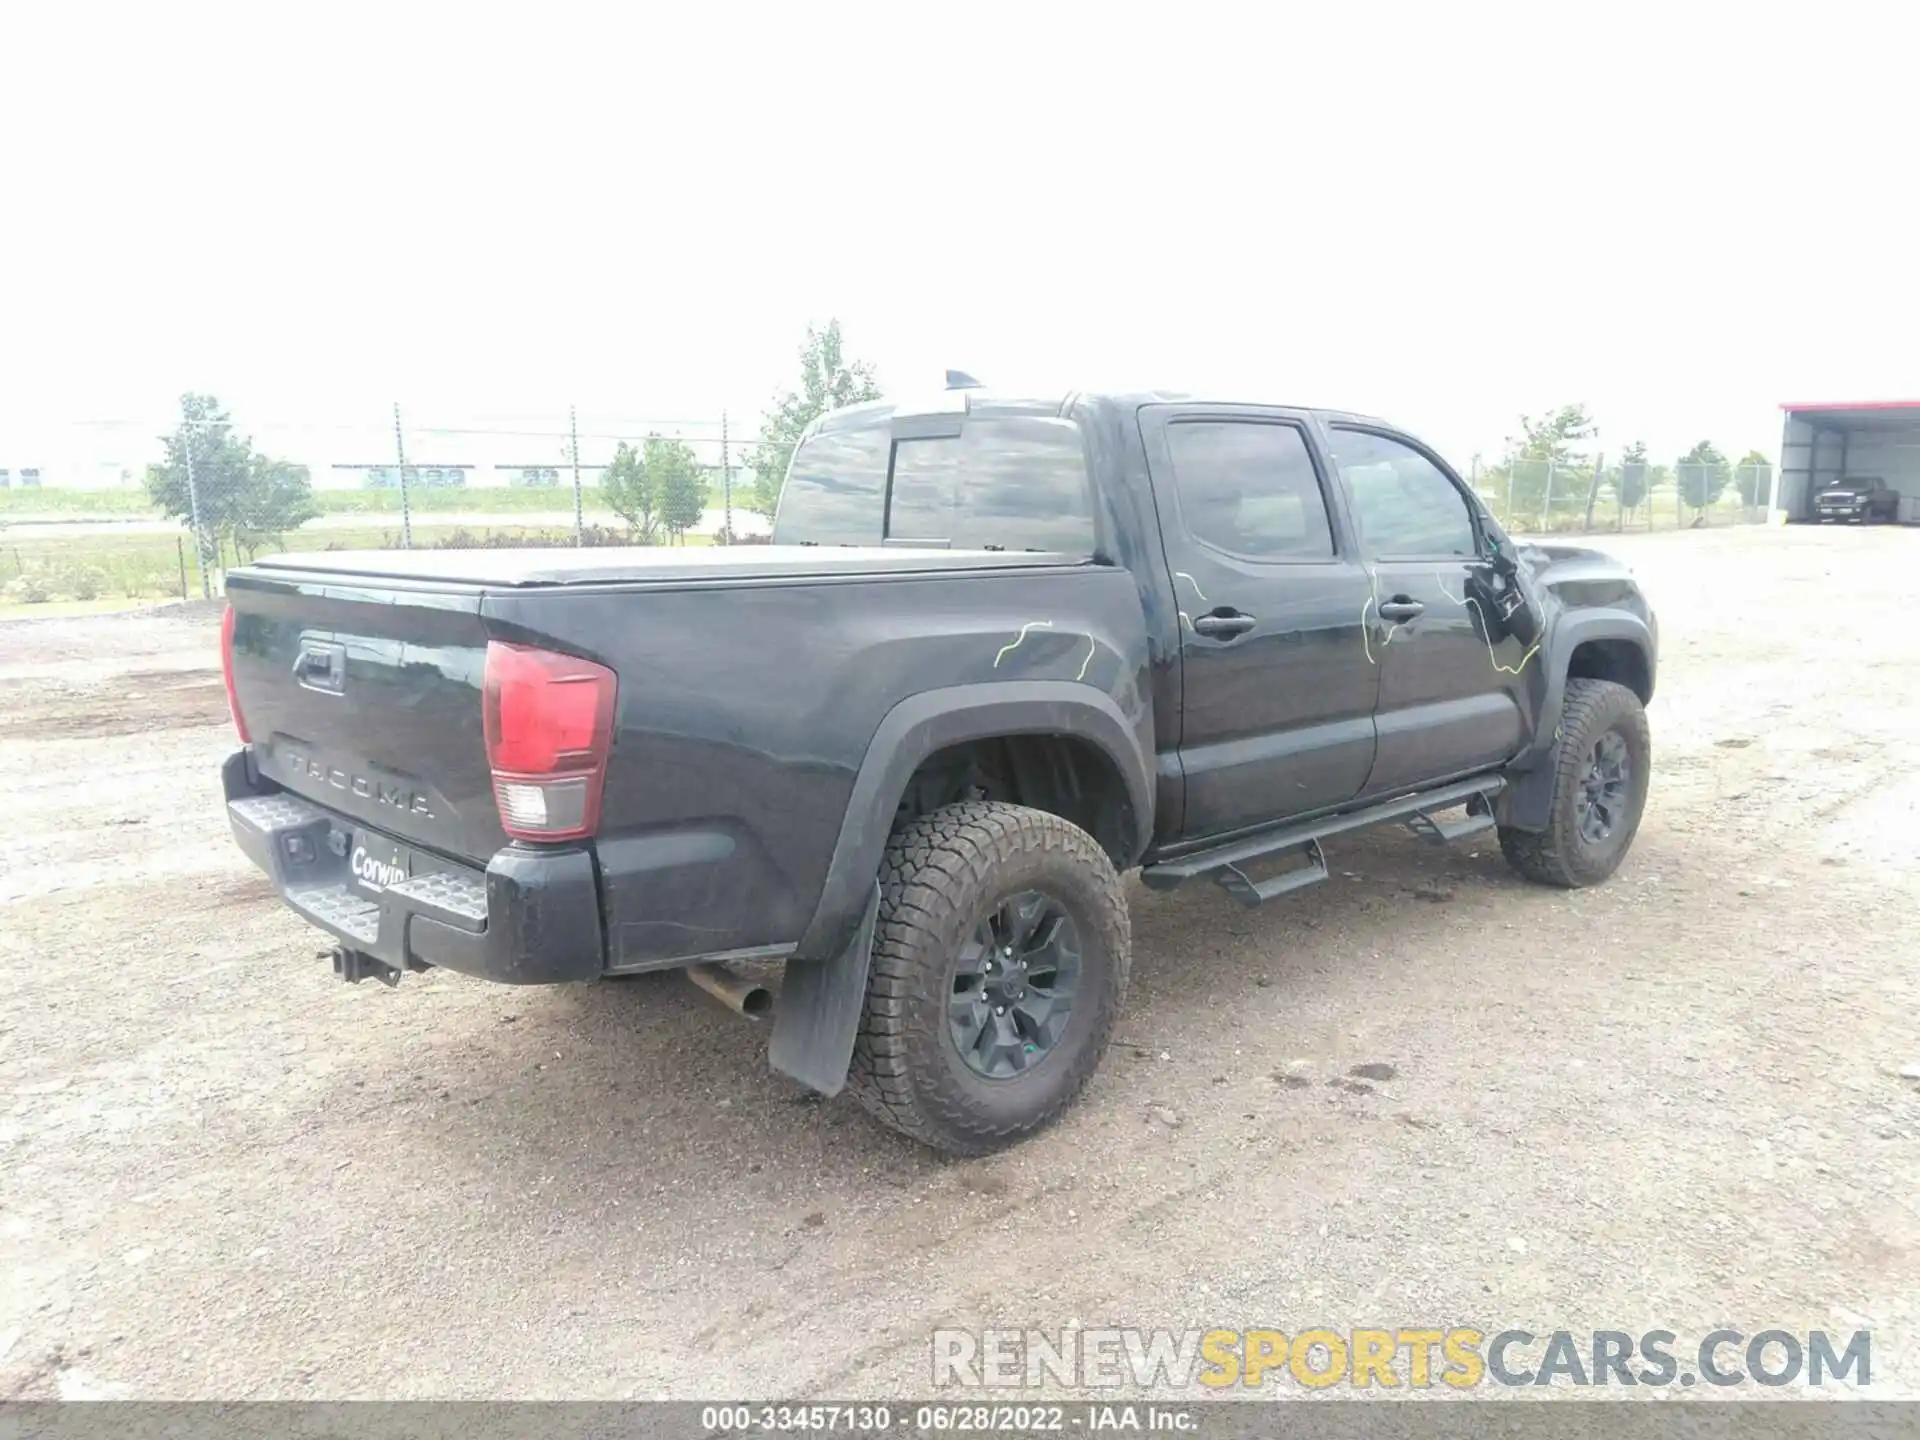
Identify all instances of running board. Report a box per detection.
[1141,775,1506,906]
[1214,838,1328,907]
[1403,792,1498,845]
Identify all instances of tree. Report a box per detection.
[1609,439,1654,516]
[145,394,317,564]
[232,455,321,560]
[745,320,883,519]
[1676,440,1731,514]
[1734,449,1773,508]
[600,440,662,542]
[645,436,708,542]
[1481,403,1597,525]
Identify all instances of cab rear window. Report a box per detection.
[774,417,1095,553]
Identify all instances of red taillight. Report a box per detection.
[482,641,617,841]
[220,605,250,742]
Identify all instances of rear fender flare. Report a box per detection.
[796,681,1154,962]
[769,682,1151,1096]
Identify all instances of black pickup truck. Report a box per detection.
[219,386,1657,1154]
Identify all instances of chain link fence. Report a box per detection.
[1,410,1780,608]
[0,406,772,606]
[1471,457,1776,536]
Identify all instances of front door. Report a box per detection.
[1138,406,1379,841]
[1322,425,1529,795]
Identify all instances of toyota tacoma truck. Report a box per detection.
[219,385,1657,1154]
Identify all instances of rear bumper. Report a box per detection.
[222,749,604,984]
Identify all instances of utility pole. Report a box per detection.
[393,402,413,549]
[182,418,210,598]
[570,405,584,546]
[721,409,732,545]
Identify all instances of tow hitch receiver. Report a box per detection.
[329,946,425,987]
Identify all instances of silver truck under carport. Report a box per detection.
[1778,401,1920,523]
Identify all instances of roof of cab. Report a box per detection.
[813,389,1393,432]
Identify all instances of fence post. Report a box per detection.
[570,405,584,547]
[393,402,413,549]
[1583,453,1605,532]
[1539,460,1556,532]
[182,419,210,598]
[176,536,189,600]
[721,410,733,545]
[1505,458,1514,522]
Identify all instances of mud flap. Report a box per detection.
[1498,738,1559,833]
[768,883,880,1097]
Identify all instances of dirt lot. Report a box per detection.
[1,526,1916,1402]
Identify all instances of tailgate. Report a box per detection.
[225,573,505,864]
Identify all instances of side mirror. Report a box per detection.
[1482,523,1517,574]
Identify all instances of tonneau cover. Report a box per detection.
[243,545,1083,589]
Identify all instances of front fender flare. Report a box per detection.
[1499,610,1655,832]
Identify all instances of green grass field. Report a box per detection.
[0,523,712,609]
[0,487,161,517]
[0,485,617,520]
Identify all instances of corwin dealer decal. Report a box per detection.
[351,846,407,891]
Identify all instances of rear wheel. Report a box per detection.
[846,801,1130,1155]
[1499,678,1650,888]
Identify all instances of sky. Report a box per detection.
[5,1,1919,475]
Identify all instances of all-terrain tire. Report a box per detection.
[1498,678,1651,888]
[846,801,1130,1155]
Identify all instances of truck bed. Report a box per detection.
[222,544,1152,976]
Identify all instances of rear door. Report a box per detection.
[1322,424,1528,795]
[1138,405,1378,841]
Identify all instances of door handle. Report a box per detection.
[1377,597,1425,622]
[1192,611,1257,639]
[293,642,346,693]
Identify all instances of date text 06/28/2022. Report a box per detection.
[701,1406,1198,1434]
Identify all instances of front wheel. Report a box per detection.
[846,801,1130,1155]
[1498,678,1651,888]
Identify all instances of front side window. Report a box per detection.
[1330,429,1476,558]
[1163,420,1334,560]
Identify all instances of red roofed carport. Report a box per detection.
[1777,401,1920,523]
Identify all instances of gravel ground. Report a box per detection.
[1,526,1916,1402]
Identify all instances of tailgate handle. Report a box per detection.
[294,642,346,693]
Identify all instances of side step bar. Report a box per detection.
[1141,775,1506,907]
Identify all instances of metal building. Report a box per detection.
[1778,401,1920,523]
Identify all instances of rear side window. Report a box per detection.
[772,426,891,544]
[774,416,1096,553]
[1163,420,1334,560]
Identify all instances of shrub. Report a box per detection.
[5,574,52,604]
[426,524,639,550]
[58,566,107,601]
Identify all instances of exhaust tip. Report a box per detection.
[687,961,775,1021]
